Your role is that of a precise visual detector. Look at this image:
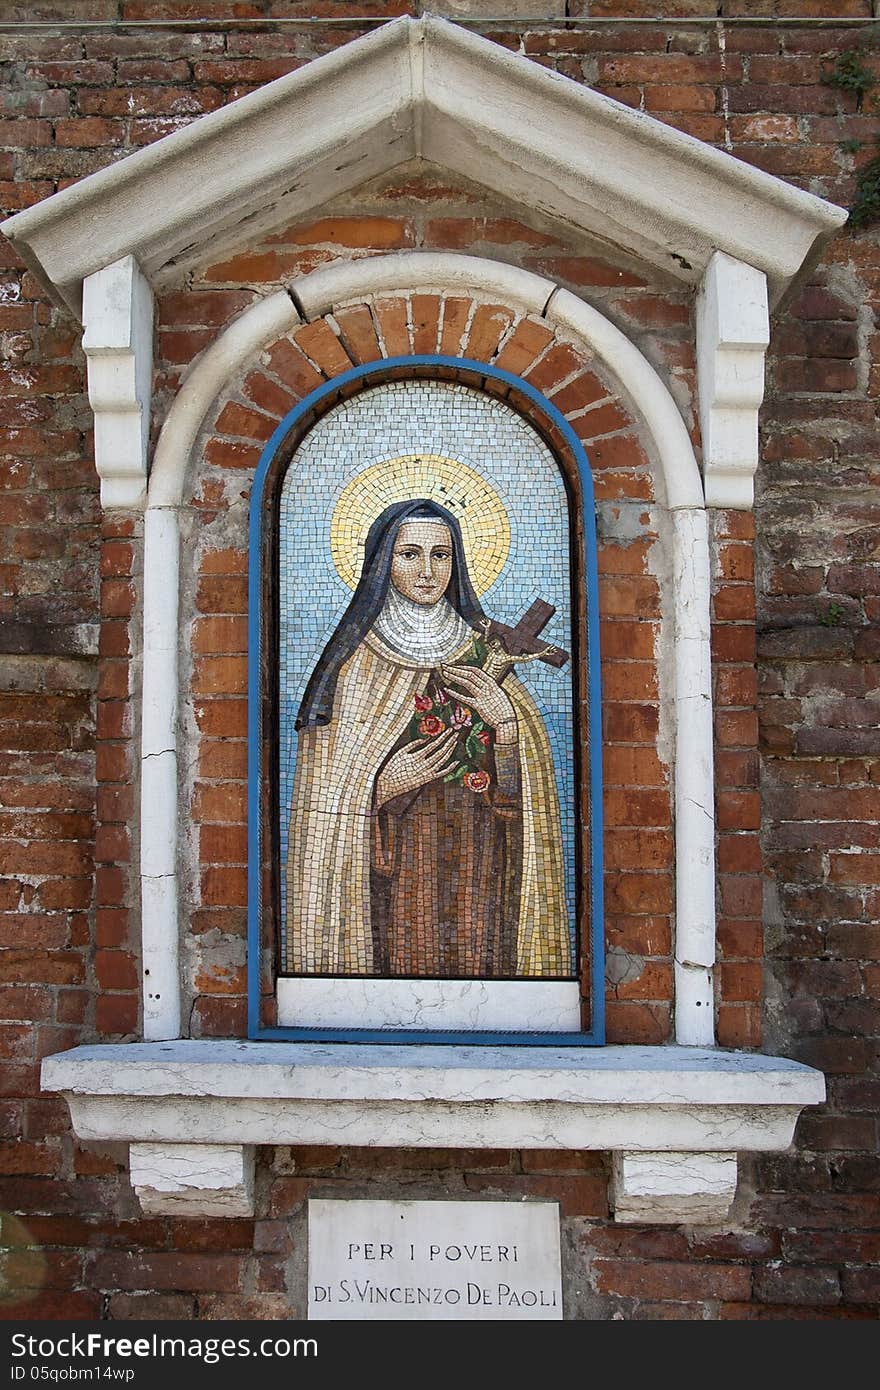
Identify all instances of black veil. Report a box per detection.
[295,498,487,730]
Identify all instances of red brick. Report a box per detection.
[720,874,763,917]
[600,623,659,661]
[603,703,660,743]
[410,294,441,355]
[715,666,759,707]
[605,827,673,870]
[718,835,763,874]
[0,1291,100,1319]
[241,370,296,419]
[159,288,254,328]
[0,950,84,995]
[284,216,412,250]
[717,791,761,831]
[200,867,247,907]
[89,1251,242,1293]
[334,305,382,365]
[192,655,247,697]
[294,320,352,379]
[525,343,583,393]
[213,401,276,443]
[775,358,859,393]
[550,370,607,416]
[95,950,138,992]
[264,338,324,398]
[95,994,138,1036]
[644,85,717,113]
[438,298,471,356]
[597,1257,752,1300]
[192,995,247,1037]
[720,960,763,1001]
[829,853,880,885]
[194,701,247,738]
[617,295,690,329]
[604,871,674,915]
[196,575,247,615]
[203,438,262,472]
[722,917,761,961]
[55,117,126,147]
[600,662,659,701]
[374,298,410,358]
[199,824,247,864]
[464,304,515,363]
[716,710,760,747]
[606,915,671,956]
[603,745,667,788]
[599,576,661,618]
[493,318,555,376]
[604,1000,671,1044]
[714,585,757,621]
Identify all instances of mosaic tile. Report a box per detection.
[278,380,579,981]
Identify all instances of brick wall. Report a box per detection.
[0,2,877,1320]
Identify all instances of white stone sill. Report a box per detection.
[42,1041,823,1153]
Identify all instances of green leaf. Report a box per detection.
[468,732,488,761]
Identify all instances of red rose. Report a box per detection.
[414,693,433,712]
[476,730,491,746]
[464,770,490,793]
[418,715,444,737]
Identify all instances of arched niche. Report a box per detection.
[247,357,604,1045]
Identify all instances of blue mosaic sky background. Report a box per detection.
[277,380,577,962]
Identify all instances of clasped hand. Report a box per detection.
[374,666,518,807]
[375,727,459,807]
[440,663,517,739]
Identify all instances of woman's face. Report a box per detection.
[390,520,454,606]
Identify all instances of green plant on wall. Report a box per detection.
[822,49,874,100]
[848,146,880,228]
[822,50,880,229]
[819,601,846,628]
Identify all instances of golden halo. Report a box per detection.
[330,453,511,597]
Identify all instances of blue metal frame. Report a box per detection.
[247,355,605,1045]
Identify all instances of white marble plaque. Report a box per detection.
[308,1198,562,1320]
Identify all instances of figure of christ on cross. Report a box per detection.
[477,598,570,681]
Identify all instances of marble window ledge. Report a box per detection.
[42,1041,824,1225]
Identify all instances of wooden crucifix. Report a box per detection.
[479,599,570,682]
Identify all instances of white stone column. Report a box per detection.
[141,291,301,1039]
[672,508,716,1046]
[141,506,182,1042]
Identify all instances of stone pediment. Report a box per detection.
[2,14,846,319]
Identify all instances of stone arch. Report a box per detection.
[141,253,713,1047]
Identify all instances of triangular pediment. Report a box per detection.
[2,15,846,319]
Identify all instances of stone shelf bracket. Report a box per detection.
[697,250,770,511]
[81,255,154,511]
[44,1042,825,1225]
[128,1142,255,1218]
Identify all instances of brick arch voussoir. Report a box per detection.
[196,294,656,511]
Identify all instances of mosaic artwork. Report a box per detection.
[278,380,580,980]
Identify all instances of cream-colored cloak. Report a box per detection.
[284,630,571,977]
